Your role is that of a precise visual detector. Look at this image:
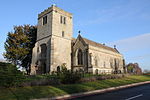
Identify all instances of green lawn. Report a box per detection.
[0,75,150,100]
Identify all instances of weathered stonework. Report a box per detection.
[31,5,72,74]
[31,5,125,75]
[71,35,124,74]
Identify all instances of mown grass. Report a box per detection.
[0,75,150,100]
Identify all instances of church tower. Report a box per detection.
[31,5,73,74]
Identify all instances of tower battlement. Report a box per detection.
[38,5,72,20]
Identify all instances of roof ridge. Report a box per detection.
[82,37,119,54]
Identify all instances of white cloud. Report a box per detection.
[76,0,150,27]
[126,54,150,60]
[109,33,150,52]
[108,33,150,70]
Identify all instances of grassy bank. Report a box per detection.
[0,75,150,100]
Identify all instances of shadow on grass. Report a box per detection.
[0,86,67,100]
[1,75,150,100]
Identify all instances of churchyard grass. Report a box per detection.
[0,75,150,100]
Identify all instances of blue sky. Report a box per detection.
[0,0,150,70]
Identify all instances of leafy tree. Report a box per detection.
[3,25,37,74]
[126,63,142,74]
[127,65,133,73]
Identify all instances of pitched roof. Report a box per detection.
[72,37,76,43]
[83,38,120,53]
[72,37,120,54]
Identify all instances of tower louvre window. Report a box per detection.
[64,17,66,24]
[43,16,47,25]
[60,15,66,24]
[60,16,63,24]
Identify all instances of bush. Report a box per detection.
[21,78,61,86]
[57,67,83,84]
[80,74,126,83]
[0,62,25,88]
[21,75,61,86]
[22,67,83,86]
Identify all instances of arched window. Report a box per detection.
[78,49,83,65]
[57,66,61,72]
[89,53,92,66]
[40,44,47,58]
[95,69,98,75]
[62,31,64,37]
[110,58,113,68]
[94,57,98,66]
[37,47,39,52]
[43,62,46,74]
[104,61,106,68]
[40,44,47,74]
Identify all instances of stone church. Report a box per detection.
[31,5,125,75]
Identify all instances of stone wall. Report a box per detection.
[31,5,73,74]
[50,6,73,71]
[30,37,51,75]
[50,36,72,71]
[88,45,124,74]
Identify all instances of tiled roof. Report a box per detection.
[72,37,120,54]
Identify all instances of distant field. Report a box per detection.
[0,75,150,100]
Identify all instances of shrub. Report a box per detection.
[57,67,83,84]
[21,75,60,86]
[0,62,25,88]
[80,74,126,83]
